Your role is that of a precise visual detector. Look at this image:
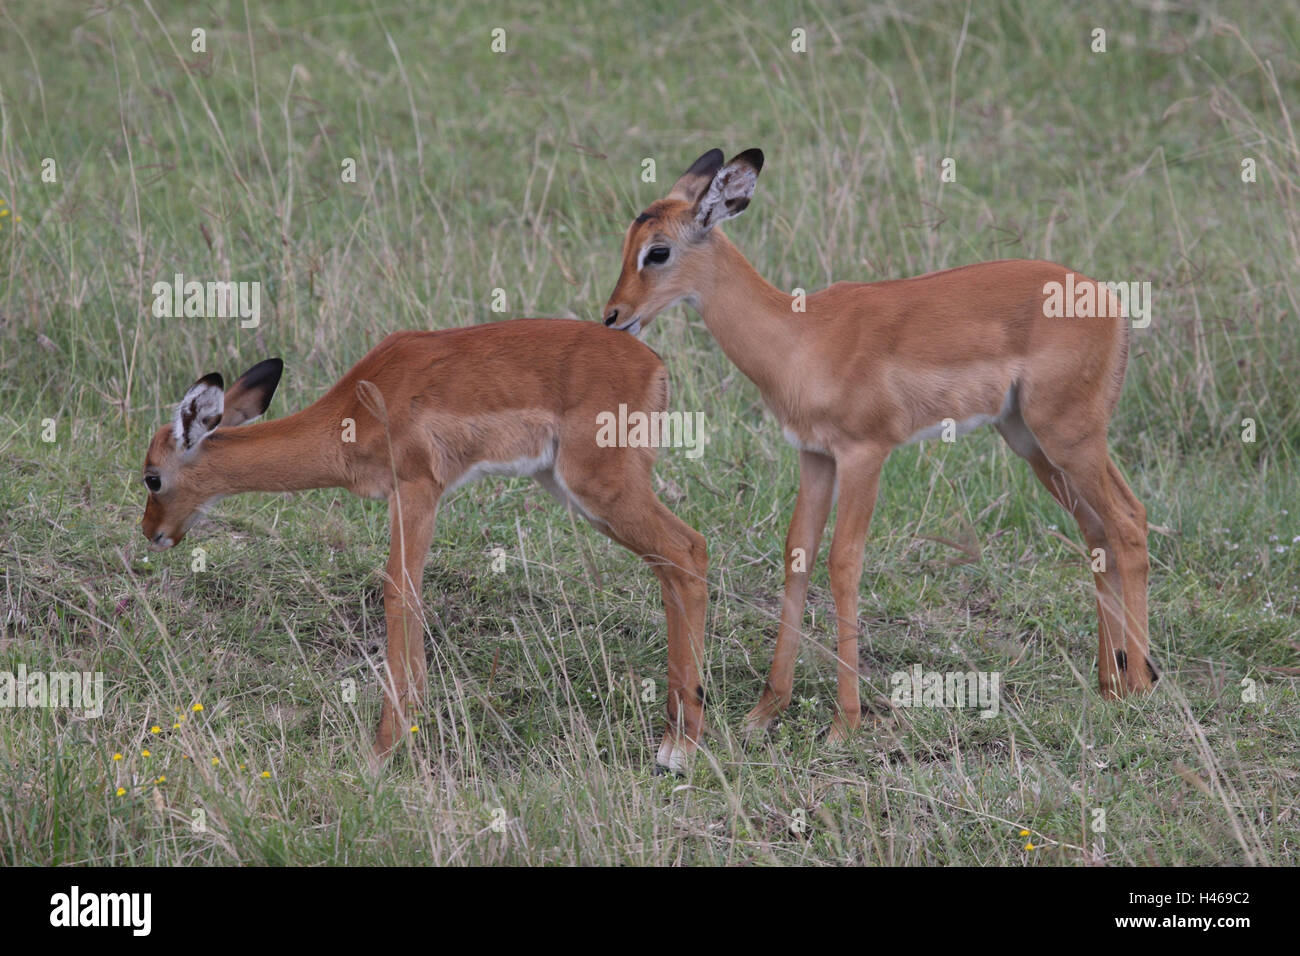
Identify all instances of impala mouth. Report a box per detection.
[148,533,175,552]
[614,318,642,336]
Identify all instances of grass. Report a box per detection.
[1,0,1297,865]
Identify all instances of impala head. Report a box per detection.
[603,147,764,335]
[140,358,283,550]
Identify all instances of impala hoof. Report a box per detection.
[826,716,860,746]
[655,737,693,775]
[742,712,773,738]
[743,691,787,737]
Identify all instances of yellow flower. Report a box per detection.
[192,703,204,712]
[239,763,246,771]
[172,722,181,729]
[156,775,166,784]
[150,725,161,734]
[112,752,123,762]
[0,209,9,218]
[409,725,419,734]
[141,749,151,758]
[1025,842,1036,851]
[1019,829,1030,837]
[116,787,126,796]
[211,758,220,766]
[260,770,271,778]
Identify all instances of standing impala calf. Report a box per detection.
[603,148,1155,741]
[138,320,708,772]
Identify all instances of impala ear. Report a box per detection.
[667,148,725,204]
[694,148,764,233]
[222,358,283,427]
[174,373,225,451]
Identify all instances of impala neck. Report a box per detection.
[197,406,346,496]
[694,232,802,399]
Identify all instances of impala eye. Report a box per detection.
[644,246,670,266]
[144,475,162,493]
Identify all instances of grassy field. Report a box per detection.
[1,0,1297,865]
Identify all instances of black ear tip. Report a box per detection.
[743,148,765,172]
[686,148,726,179]
[197,372,224,390]
[242,357,285,389]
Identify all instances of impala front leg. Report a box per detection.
[825,444,887,744]
[745,450,836,733]
[375,482,439,757]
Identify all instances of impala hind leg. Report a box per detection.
[374,482,439,757]
[745,450,836,733]
[1008,415,1153,697]
[824,444,888,744]
[998,412,1126,696]
[1019,449,1128,694]
[608,505,708,773]
[1101,458,1155,692]
[1053,450,1152,697]
[551,462,708,773]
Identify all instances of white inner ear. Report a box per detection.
[696,164,757,231]
[173,383,224,449]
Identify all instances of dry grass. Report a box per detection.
[0,0,1296,864]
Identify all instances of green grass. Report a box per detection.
[1,0,1297,864]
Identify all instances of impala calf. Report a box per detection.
[603,148,1155,741]
[139,320,708,771]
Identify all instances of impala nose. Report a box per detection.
[603,309,619,327]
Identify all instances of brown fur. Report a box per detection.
[140,319,708,769]
[603,149,1154,739]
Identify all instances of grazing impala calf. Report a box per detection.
[602,148,1155,742]
[138,320,708,772]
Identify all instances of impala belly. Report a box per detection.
[445,446,556,493]
[901,384,1016,445]
[782,426,830,455]
[431,409,561,495]
[441,442,601,524]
